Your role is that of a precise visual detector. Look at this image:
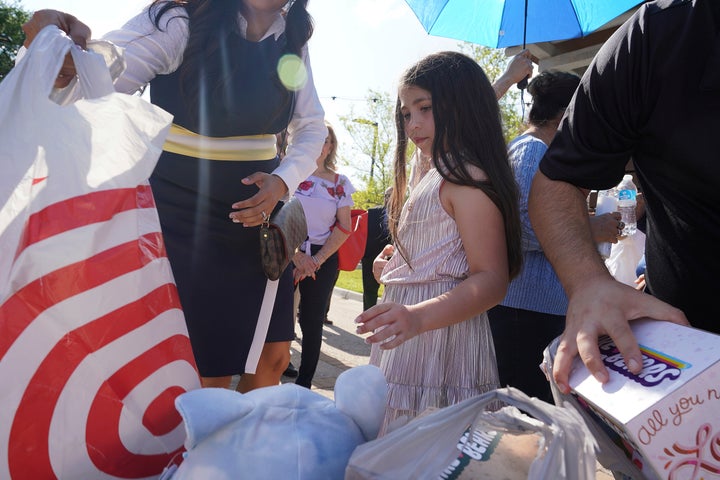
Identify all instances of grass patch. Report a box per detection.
[335,268,383,296]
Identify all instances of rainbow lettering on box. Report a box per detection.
[640,344,692,370]
[598,336,690,387]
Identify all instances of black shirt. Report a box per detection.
[539,0,720,329]
[363,206,391,260]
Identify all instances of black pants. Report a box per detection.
[487,304,565,404]
[361,256,380,311]
[295,245,339,388]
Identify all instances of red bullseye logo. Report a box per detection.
[0,186,199,479]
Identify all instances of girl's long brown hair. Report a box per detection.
[389,51,522,279]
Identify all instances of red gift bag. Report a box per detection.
[0,27,199,479]
[337,209,368,271]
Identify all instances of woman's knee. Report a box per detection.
[259,341,291,373]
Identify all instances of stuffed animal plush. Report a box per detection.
[165,365,387,480]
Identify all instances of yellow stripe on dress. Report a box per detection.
[163,124,278,161]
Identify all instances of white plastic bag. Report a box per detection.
[0,26,200,479]
[606,231,645,287]
[345,387,597,480]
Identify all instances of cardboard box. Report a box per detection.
[569,319,720,480]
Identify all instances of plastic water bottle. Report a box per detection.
[616,174,637,236]
[595,189,617,259]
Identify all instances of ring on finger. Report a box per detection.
[260,210,268,221]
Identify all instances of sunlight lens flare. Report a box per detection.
[277,54,307,91]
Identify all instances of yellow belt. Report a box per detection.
[163,124,278,161]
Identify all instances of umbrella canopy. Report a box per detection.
[405,0,645,48]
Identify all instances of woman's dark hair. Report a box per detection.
[527,70,580,126]
[148,0,313,119]
[389,51,522,279]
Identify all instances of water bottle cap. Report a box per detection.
[623,174,633,181]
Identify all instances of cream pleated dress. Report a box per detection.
[369,168,500,434]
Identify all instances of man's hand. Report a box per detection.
[553,277,688,394]
[590,211,623,243]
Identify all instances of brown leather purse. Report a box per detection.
[259,197,307,281]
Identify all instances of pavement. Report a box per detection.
[283,286,615,480]
[282,287,369,397]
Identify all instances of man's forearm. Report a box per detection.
[528,171,613,297]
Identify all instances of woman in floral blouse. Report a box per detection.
[292,123,355,388]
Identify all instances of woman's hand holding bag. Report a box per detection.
[259,197,308,281]
[21,10,92,88]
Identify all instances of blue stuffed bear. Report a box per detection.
[164,365,387,479]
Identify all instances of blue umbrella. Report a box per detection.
[404,0,644,49]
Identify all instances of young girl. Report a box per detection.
[22,1,326,392]
[355,51,522,433]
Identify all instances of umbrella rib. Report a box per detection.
[569,0,583,36]
[499,0,508,46]
[426,0,452,34]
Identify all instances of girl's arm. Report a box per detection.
[355,182,509,349]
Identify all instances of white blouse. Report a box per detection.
[46,5,325,196]
[294,174,355,246]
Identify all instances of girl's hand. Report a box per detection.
[372,244,394,283]
[355,303,420,350]
[22,10,91,89]
[229,173,288,227]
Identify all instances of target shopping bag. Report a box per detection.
[0,26,200,479]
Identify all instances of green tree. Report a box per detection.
[337,90,397,209]
[0,1,30,82]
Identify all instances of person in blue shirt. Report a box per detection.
[488,70,622,402]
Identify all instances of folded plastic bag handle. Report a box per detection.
[20,25,115,104]
[470,387,561,427]
[70,42,115,99]
[412,387,572,437]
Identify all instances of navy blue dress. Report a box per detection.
[149,31,295,377]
